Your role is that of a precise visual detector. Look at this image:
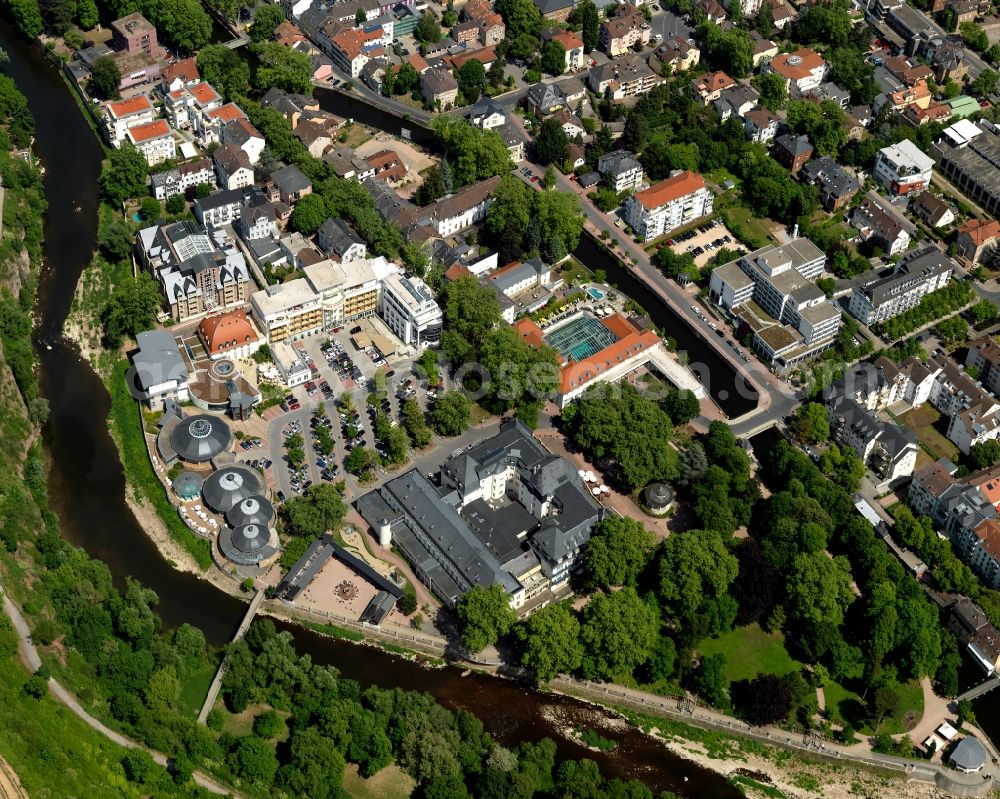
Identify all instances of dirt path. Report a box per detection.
[0,756,28,799]
[0,584,244,798]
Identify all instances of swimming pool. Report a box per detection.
[587,287,605,300]
[544,314,619,362]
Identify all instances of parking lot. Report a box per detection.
[666,219,742,268]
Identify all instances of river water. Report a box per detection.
[0,20,744,797]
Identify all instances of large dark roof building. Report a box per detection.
[167,413,233,463]
[203,465,262,512]
[356,420,604,610]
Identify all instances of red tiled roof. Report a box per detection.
[208,102,246,123]
[959,218,1000,245]
[444,263,473,281]
[633,171,706,210]
[197,309,258,356]
[128,118,171,143]
[406,52,430,73]
[548,30,583,50]
[189,81,221,107]
[769,48,826,80]
[161,57,199,85]
[107,94,153,118]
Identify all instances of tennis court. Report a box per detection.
[544,314,619,362]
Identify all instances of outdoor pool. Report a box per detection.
[587,287,605,300]
[544,313,619,361]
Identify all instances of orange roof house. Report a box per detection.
[107,94,153,118]
[197,309,260,358]
[127,118,171,143]
[633,171,706,210]
[161,57,199,88]
[767,48,826,81]
[207,102,247,123]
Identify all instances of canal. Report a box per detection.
[1,20,741,797]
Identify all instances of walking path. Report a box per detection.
[197,588,264,723]
[0,585,243,797]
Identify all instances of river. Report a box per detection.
[0,20,743,797]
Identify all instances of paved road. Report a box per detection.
[0,585,242,797]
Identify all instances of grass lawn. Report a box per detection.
[557,256,593,287]
[338,123,372,149]
[697,624,801,682]
[824,679,923,734]
[178,660,218,718]
[721,206,775,248]
[895,405,960,463]
[343,763,415,799]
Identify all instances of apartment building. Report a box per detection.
[598,149,645,192]
[588,55,664,101]
[800,156,860,211]
[379,273,443,347]
[220,117,265,165]
[847,247,954,326]
[599,6,650,56]
[424,175,501,236]
[251,279,325,342]
[165,81,222,131]
[709,237,841,369]
[874,138,935,195]
[623,171,713,240]
[111,13,157,57]
[213,145,255,191]
[967,336,1000,396]
[826,395,919,485]
[850,191,915,256]
[126,119,175,166]
[102,94,155,147]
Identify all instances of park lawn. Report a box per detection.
[557,256,593,287]
[343,763,415,799]
[178,660,218,717]
[697,624,801,683]
[721,206,774,247]
[338,123,371,149]
[822,680,864,728]
[895,405,960,463]
[824,679,924,735]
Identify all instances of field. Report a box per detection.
[342,763,415,799]
[895,404,960,463]
[178,660,217,717]
[697,624,801,683]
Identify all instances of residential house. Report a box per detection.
[850,191,915,256]
[101,94,155,147]
[827,395,919,485]
[743,106,779,142]
[552,108,586,139]
[884,54,934,87]
[497,122,528,163]
[713,85,759,121]
[599,6,651,56]
[273,19,307,47]
[111,12,157,57]
[126,119,174,166]
[947,0,978,23]
[526,82,565,116]
[160,57,199,92]
[874,78,932,114]
[750,32,778,67]
[956,218,1000,265]
[533,0,575,22]
[469,98,507,129]
[902,102,953,126]
[453,19,481,48]
[360,57,389,94]
[151,158,214,201]
[542,29,586,72]
[317,218,367,263]
[727,0,763,16]
[930,41,969,83]
[910,190,956,228]
[220,117,265,165]
[260,88,320,128]
[623,171,714,240]
[238,204,280,242]
[324,146,376,181]
[477,12,505,46]
[763,48,829,97]
[800,156,859,211]
[651,36,700,73]
[848,246,953,325]
[598,149,644,192]
[213,145,255,191]
[697,0,727,22]
[421,175,502,236]
[874,138,934,195]
[270,165,313,206]
[772,133,813,174]
[421,68,459,108]
[366,149,407,184]
[692,70,736,104]
[293,118,334,158]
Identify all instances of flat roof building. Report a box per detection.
[379,273,442,348]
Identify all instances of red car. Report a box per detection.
[530,175,540,183]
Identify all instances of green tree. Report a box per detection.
[8,0,43,37]
[90,56,121,100]
[541,39,566,75]
[583,517,655,590]
[579,587,659,680]
[165,193,186,215]
[290,192,327,233]
[456,59,486,104]
[76,0,98,29]
[457,584,516,652]
[786,99,846,156]
[252,42,313,94]
[693,652,728,707]
[970,299,998,328]
[415,9,442,43]
[197,44,251,100]
[518,603,583,682]
[101,144,149,204]
[345,446,376,475]
[138,196,161,221]
[253,709,284,738]
[785,551,855,627]
[957,698,976,728]
[751,72,787,111]
[495,0,542,39]
[429,390,471,436]
[969,439,1000,470]
[99,217,135,261]
[573,0,599,52]
[277,729,346,797]
[535,117,568,166]
[283,483,347,538]
[230,735,279,786]
[251,3,285,41]
[791,402,830,444]
[936,315,967,345]
[658,528,739,637]
[101,273,162,347]
[960,20,989,51]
